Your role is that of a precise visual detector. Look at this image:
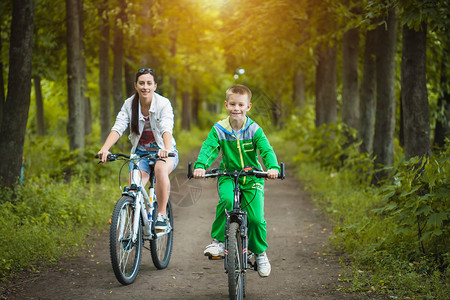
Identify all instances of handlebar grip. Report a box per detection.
[168,153,176,157]
[95,154,99,158]
[279,162,285,179]
[187,162,193,179]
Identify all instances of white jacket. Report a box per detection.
[111,92,176,153]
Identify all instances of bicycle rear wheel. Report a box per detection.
[110,196,142,285]
[227,222,244,300]
[150,198,174,269]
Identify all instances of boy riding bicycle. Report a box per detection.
[193,84,280,277]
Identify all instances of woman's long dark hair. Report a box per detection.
[131,69,156,135]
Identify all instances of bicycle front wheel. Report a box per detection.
[150,198,174,269]
[110,195,143,285]
[227,222,244,300]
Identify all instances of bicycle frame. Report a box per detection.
[122,154,157,241]
[224,178,249,273]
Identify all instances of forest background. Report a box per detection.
[0,0,449,298]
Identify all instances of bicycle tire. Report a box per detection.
[227,222,244,300]
[150,198,174,269]
[110,195,143,285]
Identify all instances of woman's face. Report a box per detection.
[135,73,157,100]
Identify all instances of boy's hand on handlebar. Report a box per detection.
[267,169,279,179]
[193,168,206,178]
[97,149,111,164]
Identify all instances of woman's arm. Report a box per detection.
[158,131,173,158]
[98,131,120,163]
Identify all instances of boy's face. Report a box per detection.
[225,93,252,123]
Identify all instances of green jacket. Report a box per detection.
[194,116,280,173]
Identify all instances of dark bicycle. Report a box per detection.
[96,152,175,285]
[188,162,285,299]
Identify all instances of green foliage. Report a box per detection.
[23,135,119,181]
[0,176,116,280]
[374,149,450,264]
[281,118,450,298]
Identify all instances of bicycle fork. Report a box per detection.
[224,211,248,273]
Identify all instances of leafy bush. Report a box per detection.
[0,176,116,280]
[280,120,450,299]
[374,149,450,267]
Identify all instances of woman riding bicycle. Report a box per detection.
[98,68,178,231]
[193,84,279,277]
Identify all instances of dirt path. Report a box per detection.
[1,170,361,299]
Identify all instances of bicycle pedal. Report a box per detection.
[206,254,224,260]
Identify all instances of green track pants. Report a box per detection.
[210,176,268,255]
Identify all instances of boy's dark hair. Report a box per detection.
[226,84,252,101]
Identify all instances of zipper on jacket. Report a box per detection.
[235,138,246,184]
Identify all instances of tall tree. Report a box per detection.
[0,25,5,130]
[433,47,450,148]
[372,7,398,183]
[66,0,85,150]
[315,42,337,127]
[112,0,125,117]
[78,0,91,136]
[293,70,305,108]
[98,0,110,142]
[33,75,45,136]
[359,29,377,153]
[181,90,191,130]
[342,27,360,131]
[0,0,35,186]
[401,23,430,160]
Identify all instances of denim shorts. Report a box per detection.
[129,148,179,174]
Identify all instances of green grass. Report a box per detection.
[0,176,117,280]
[271,130,450,299]
[0,127,209,281]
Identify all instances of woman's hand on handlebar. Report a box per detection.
[97,148,111,164]
[158,148,172,159]
[193,168,206,179]
[267,169,279,179]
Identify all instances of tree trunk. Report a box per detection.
[401,23,430,160]
[124,49,136,98]
[78,0,91,136]
[112,0,125,117]
[169,32,178,111]
[181,91,191,130]
[360,29,377,153]
[66,0,85,150]
[372,8,397,184]
[342,27,360,131]
[293,70,305,108]
[0,0,35,187]
[272,92,283,128]
[0,25,4,131]
[98,0,110,142]
[433,42,450,149]
[33,75,45,136]
[192,85,200,126]
[315,43,337,127]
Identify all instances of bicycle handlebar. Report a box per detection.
[95,152,175,162]
[187,162,285,180]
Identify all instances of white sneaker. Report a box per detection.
[256,252,271,277]
[204,239,224,257]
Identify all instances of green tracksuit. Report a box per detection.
[194,116,279,254]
